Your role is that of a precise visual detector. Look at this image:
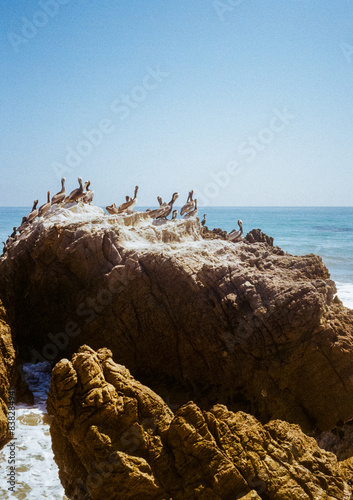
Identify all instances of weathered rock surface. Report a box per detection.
[1,205,353,432]
[244,229,274,246]
[0,301,15,448]
[47,345,353,500]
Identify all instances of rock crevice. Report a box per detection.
[47,346,353,500]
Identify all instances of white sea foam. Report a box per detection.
[336,282,353,309]
[0,364,66,499]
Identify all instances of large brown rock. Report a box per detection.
[1,205,353,432]
[47,345,353,500]
[0,301,15,448]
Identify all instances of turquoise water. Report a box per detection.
[1,206,353,299]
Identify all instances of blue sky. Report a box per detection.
[1,0,353,206]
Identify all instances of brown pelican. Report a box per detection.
[228,220,243,242]
[39,191,51,217]
[184,199,197,218]
[151,192,179,219]
[180,190,194,216]
[10,227,17,238]
[201,214,206,226]
[106,203,119,215]
[67,177,84,203]
[117,186,139,213]
[51,177,66,205]
[27,200,39,223]
[82,181,94,204]
[171,210,177,220]
[18,216,28,233]
[145,195,166,214]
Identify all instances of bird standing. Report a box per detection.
[27,200,39,223]
[180,190,195,216]
[39,191,51,217]
[67,177,84,203]
[228,220,243,242]
[51,178,66,205]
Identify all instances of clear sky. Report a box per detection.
[1,0,353,207]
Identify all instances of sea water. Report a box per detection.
[0,206,352,498]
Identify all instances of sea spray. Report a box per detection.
[0,363,66,499]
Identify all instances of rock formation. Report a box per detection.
[1,204,353,432]
[47,345,353,500]
[0,300,15,448]
[244,228,274,246]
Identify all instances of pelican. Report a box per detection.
[228,220,243,242]
[106,203,119,215]
[18,216,28,233]
[82,181,94,204]
[171,210,177,220]
[184,199,197,218]
[83,181,94,205]
[51,177,66,205]
[150,192,179,219]
[27,200,39,223]
[67,177,84,203]
[180,190,194,216]
[201,214,206,226]
[10,227,17,238]
[39,191,51,217]
[117,186,139,213]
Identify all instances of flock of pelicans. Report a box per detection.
[2,177,244,254]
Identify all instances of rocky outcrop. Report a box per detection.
[0,301,15,448]
[47,345,353,500]
[201,226,228,240]
[1,205,353,432]
[244,228,274,246]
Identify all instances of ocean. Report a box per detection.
[0,206,352,498]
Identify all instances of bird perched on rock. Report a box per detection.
[67,177,84,203]
[149,192,179,220]
[184,199,198,218]
[82,181,94,204]
[106,203,119,215]
[27,200,39,224]
[39,191,51,217]
[51,178,66,205]
[228,220,243,242]
[180,190,195,216]
[117,186,139,214]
